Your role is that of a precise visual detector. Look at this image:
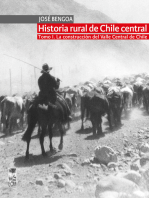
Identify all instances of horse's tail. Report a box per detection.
[22,106,38,142]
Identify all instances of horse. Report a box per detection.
[1,96,25,134]
[22,97,68,159]
[80,89,112,135]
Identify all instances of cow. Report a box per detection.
[0,95,7,131]
[1,96,25,134]
[80,85,92,93]
[62,92,76,129]
[23,92,37,111]
[102,83,111,95]
[65,87,81,112]
[22,92,38,124]
[143,85,149,113]
[132,86,138,107]
[81,89,112,135]
[120,86,133,114]
[0,96,6,110]
[107,86,124,126]
[75,88,82,109]
[133,82,144,107]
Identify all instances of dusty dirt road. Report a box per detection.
[0,107,149,198]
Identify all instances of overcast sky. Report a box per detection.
[74,0,149,23]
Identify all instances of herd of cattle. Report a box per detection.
[63,73,149,135]
[0,73,149,136]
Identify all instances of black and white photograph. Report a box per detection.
[0,0,149,197]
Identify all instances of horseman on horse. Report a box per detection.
[22,63,72,159]
[37,63,72,121]
[38,63,59,110]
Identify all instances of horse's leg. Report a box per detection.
[97,114,102,134]
[81,105,85,130]
[8,116,12,135]
[107,110,112,130]
[68,120,70,129]
[90,112,96,135]
[25,139,31,160]
[130,95,133,109]
[57,122,64,150]
[2,116,7,133]
[48,122,55,152]
[114,109,117,125]
[39,125,47,157]
[38,124,41,136]
[5,116,9,135]
[20,114,24,130]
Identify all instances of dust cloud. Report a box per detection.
[0,29,149,96]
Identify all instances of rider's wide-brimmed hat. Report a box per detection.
[41,63,52,73]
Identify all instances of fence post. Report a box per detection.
[34,67,36,91]
[21,67,23,95]
[9,69,12,96]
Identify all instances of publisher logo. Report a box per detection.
[8,168,17,187]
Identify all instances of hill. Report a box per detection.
[0,0,149,94]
